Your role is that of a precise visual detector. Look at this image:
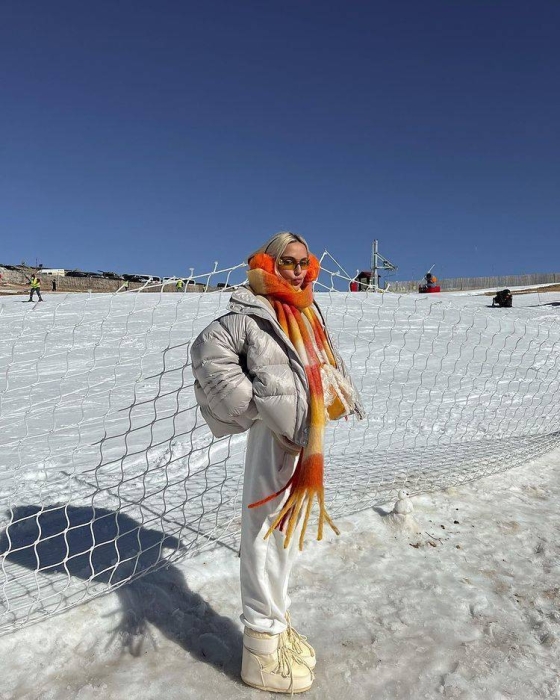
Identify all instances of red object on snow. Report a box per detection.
[349,281,359,292]
[419,285,441,293]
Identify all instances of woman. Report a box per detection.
[191,232,363,693]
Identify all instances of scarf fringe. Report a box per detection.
[248,453,340,550]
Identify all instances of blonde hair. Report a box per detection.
[248,231,309,264]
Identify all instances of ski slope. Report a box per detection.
[1,288,559,699]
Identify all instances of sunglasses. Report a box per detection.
[277,257,311,270]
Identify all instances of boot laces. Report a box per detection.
[285,611,312,656]
[273,635,314,689]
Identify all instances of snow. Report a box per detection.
[1,289,560,699]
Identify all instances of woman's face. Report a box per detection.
[277,242,309,290]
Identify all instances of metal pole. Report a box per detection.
[371,240,379,291]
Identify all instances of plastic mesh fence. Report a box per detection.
[1,258,559,633]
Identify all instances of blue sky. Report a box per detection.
[1,1,558,283]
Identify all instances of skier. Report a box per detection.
[176,278,184,292]
[191,231,363,693]
[28,274,43,302]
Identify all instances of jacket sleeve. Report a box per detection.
[190,315,258,437]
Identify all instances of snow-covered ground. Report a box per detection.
[1,289,560,699]
[1,450,559,700]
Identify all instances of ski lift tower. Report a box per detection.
[371,239,398,290]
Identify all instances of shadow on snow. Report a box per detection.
[0,504,243,681]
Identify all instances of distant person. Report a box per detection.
[492,289,512,308]
[28,274,43,302]
[425,272,438,288]
[176,278,184,292]
[123,280,129,291]
[52,278,57,292]
[191,231,363,693]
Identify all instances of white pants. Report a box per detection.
[240,419,300,635]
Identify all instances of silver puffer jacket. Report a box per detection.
[190,285,364,448]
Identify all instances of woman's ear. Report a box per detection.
[304,254,321,284]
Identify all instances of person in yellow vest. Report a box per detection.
[176,278,184,292]
[28,274,43,302]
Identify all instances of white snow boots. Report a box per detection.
[241,627,315,694]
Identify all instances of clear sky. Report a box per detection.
[1,0,558,283]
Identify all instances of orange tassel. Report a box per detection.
[249,453,340,550]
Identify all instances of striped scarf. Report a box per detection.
[246,252,341,550]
